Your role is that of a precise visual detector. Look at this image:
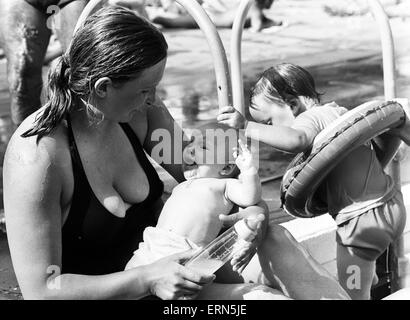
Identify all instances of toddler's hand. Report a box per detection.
[217,106,247,129]
[233,139,257,173]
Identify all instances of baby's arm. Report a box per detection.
[225,140,262,207]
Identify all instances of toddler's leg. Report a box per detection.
[336,243,376,300]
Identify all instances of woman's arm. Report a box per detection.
[144,95,190,183]
[3,131,153,299]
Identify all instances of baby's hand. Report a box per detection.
[233,139,257,173]
[231,241,256,274]
[230,214,265,274]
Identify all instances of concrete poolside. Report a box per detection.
[1,0,410,299]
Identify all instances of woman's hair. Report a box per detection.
[250,63,322,110]
[22,6,168,139]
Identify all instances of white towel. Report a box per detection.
[125,227,199,270]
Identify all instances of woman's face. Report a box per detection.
[250,93,295,126]
[98,58,167,122]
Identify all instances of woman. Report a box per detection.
[3,7,348,300]
[4,6,214,300]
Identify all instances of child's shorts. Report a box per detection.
[125,227,199,270]
[336,188,407,261]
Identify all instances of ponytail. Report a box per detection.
[21,6,168,140]
[21,55,75,139]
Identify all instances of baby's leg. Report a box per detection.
[336,243,376,300]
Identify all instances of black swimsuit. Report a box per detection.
[62,118,164,275]
[25,0,79,13]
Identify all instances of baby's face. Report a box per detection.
[182,131,235,180]
[250,93,295,126]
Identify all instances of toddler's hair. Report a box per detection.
[250,63,322,109]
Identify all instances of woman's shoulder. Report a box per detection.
[5,109,72,172]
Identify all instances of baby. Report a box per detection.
[125,122,263,270]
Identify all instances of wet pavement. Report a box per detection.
[0,0,409,299]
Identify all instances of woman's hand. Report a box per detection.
[217,106,247,129]
[146,249,216,300]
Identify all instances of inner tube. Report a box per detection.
[280,100,405,218]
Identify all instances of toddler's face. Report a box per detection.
[182,132,235,180]
[250,93,295,127]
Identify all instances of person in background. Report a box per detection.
[0,0,148,126]
[148,0,283,32]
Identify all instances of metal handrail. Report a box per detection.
[230,0,254,115]
[175,0,232,108]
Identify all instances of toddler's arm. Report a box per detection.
[225,140,262,207]
[245,121,311,153]
[217,106,312,153]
